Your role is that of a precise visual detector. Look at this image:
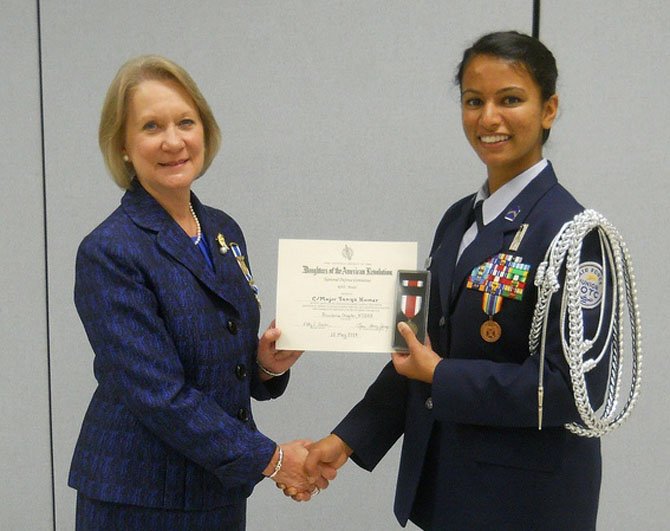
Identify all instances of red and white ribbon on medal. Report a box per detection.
[401,279,424,319]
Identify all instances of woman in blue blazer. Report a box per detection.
[69,55,326,529]
[304,32,611,530]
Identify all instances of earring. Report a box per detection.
[123,154,130,162]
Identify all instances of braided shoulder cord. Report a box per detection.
[529,209,642,437]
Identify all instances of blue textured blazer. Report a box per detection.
[69,182,287,510]
[334,163,610,530]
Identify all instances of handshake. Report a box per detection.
[264,434,353,501]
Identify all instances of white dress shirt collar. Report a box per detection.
[456,159,548,263]
[476,159,548,225]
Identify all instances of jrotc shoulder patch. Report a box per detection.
[578,261,604,309]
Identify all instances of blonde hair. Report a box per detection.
[99,55,221,189]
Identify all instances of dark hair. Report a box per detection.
[456,31,558,143]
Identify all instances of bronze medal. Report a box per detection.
[406,320,418,335]
[480,318,501,343]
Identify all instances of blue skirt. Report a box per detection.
[76,493,246,530]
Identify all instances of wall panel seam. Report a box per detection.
[36,0,57,529]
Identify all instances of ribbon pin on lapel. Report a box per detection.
[216,233,229,254]
[230,241,261,307]
[217,233,260,306]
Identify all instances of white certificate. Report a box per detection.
[276,239,417,352]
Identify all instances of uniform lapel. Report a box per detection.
[195,195,255,310]
[448,163,559,306]
[433,198,475,315]
[122,183,242,313]
[451,216,505,300]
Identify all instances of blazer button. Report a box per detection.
[438,316,446,327]
[235,364,247,380]
[227,320,238,334]
[425,397,433,410]
[237,407,250,422]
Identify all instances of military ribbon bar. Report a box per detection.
[467,253,531,301]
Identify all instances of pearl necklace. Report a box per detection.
[188,202,202,245]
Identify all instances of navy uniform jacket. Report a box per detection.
[334,163,609,530]
[69,182,287,510]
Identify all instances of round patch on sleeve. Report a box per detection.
[578,261,604,309]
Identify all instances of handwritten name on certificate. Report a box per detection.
[276,239,417,352]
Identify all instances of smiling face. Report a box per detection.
[460,54,558,192]
[123,78,205,203]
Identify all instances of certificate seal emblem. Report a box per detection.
[480,318,501,343]
[578,261,604,309]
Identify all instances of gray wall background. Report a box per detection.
[2,1,668,529]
